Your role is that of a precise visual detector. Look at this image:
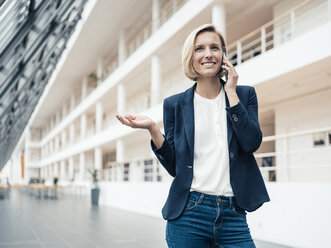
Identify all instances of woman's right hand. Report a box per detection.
[116,114,156,131]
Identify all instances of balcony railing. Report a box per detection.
[97,126,331,183]
[102,0,188,80]
[227,0,329,65]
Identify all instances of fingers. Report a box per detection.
[116,114,132,127]
[116,114,137,128]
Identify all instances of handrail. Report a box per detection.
[227,0,314,50]
[263,126,331,142]
[226,0,328,65]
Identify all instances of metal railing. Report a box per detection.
[227,0,328,65]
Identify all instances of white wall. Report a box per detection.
[249,183,331,248]
[98,182,331,248]
[275,88,331,182]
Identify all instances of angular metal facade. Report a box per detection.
[0,0,88,170]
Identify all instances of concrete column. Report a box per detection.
[117,84,126,115]
[116,139,124,181]
[97,60,103,85]
[60,160,66,180]
[70,93,75,111]
[69,157,74,181]
[118,31,127,65]
[48,165,53,180]
[61,130,66,148]
[70,123,75,143]
[95,102,103,132]
[94,147,102,170]
[55,135,60,151]
[152,0,160,32]
[81,77,87,101]
[151,55,161,106]
[79,153,85,181]
[53,163,59,178]
[212,2,226,40]
[80,114,87,140]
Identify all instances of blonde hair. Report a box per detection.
[182,24,227,81]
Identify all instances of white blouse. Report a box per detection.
[190,85,234,196]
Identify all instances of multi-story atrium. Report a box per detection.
[1,0,331,247]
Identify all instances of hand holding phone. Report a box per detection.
[222,51,228,82]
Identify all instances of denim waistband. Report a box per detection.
[188,191,236,206]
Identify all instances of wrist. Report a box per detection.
[148,123,159,133]
[225,89,237,95]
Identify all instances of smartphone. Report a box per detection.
[222,51,228,82]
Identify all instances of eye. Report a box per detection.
[212,46,219,50]
[195,47,203,51]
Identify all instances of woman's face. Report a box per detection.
[192,31,223,79]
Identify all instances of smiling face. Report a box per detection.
[192,31,223,80]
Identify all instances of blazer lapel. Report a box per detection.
[180,83,196,161]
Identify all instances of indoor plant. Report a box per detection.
[88,169,100,206]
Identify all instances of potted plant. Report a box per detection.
[88,169,100,206]
[52,177,58,199]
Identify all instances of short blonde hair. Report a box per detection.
[182,24,227,81]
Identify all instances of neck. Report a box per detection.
[195,77,222,99]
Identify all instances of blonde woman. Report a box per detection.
[116,24,269,248]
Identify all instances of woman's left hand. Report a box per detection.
[221,59,238,93]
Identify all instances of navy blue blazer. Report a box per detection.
[151,81,270,220]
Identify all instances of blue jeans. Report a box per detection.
[166,191,256,248]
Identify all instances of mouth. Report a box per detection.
[201,62,216,66]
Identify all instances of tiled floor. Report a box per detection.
[0,189,293,248]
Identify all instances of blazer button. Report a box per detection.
[159,155,164,160]
[231,114,238,122]
[187,165,192,169]
[230,152,235,159]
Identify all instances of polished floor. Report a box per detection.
[0,189,292,248]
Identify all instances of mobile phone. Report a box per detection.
[222,51,228,82]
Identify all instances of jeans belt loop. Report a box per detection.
[198,193,204,204]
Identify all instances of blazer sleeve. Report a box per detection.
[225,86,262,153]
[150,98,176,177]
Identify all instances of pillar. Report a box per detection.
[94,147,102,170]
[116,139,124,181]
[61,131,66,148]
[60,160,66,180]
[212,2,226,40]
[151,55,161,106]
[53,163,59,178]
[117,84,126,115]
[95,102,103,132]
[79,153,85,181]
[70,123,75,143]
[80,114,87,140]
[152,0,160,32]
[69,157,74,181]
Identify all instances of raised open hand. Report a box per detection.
[116,114,156,131]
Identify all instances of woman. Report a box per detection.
[116,24,270,248]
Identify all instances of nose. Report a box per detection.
[204,48,213,58]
